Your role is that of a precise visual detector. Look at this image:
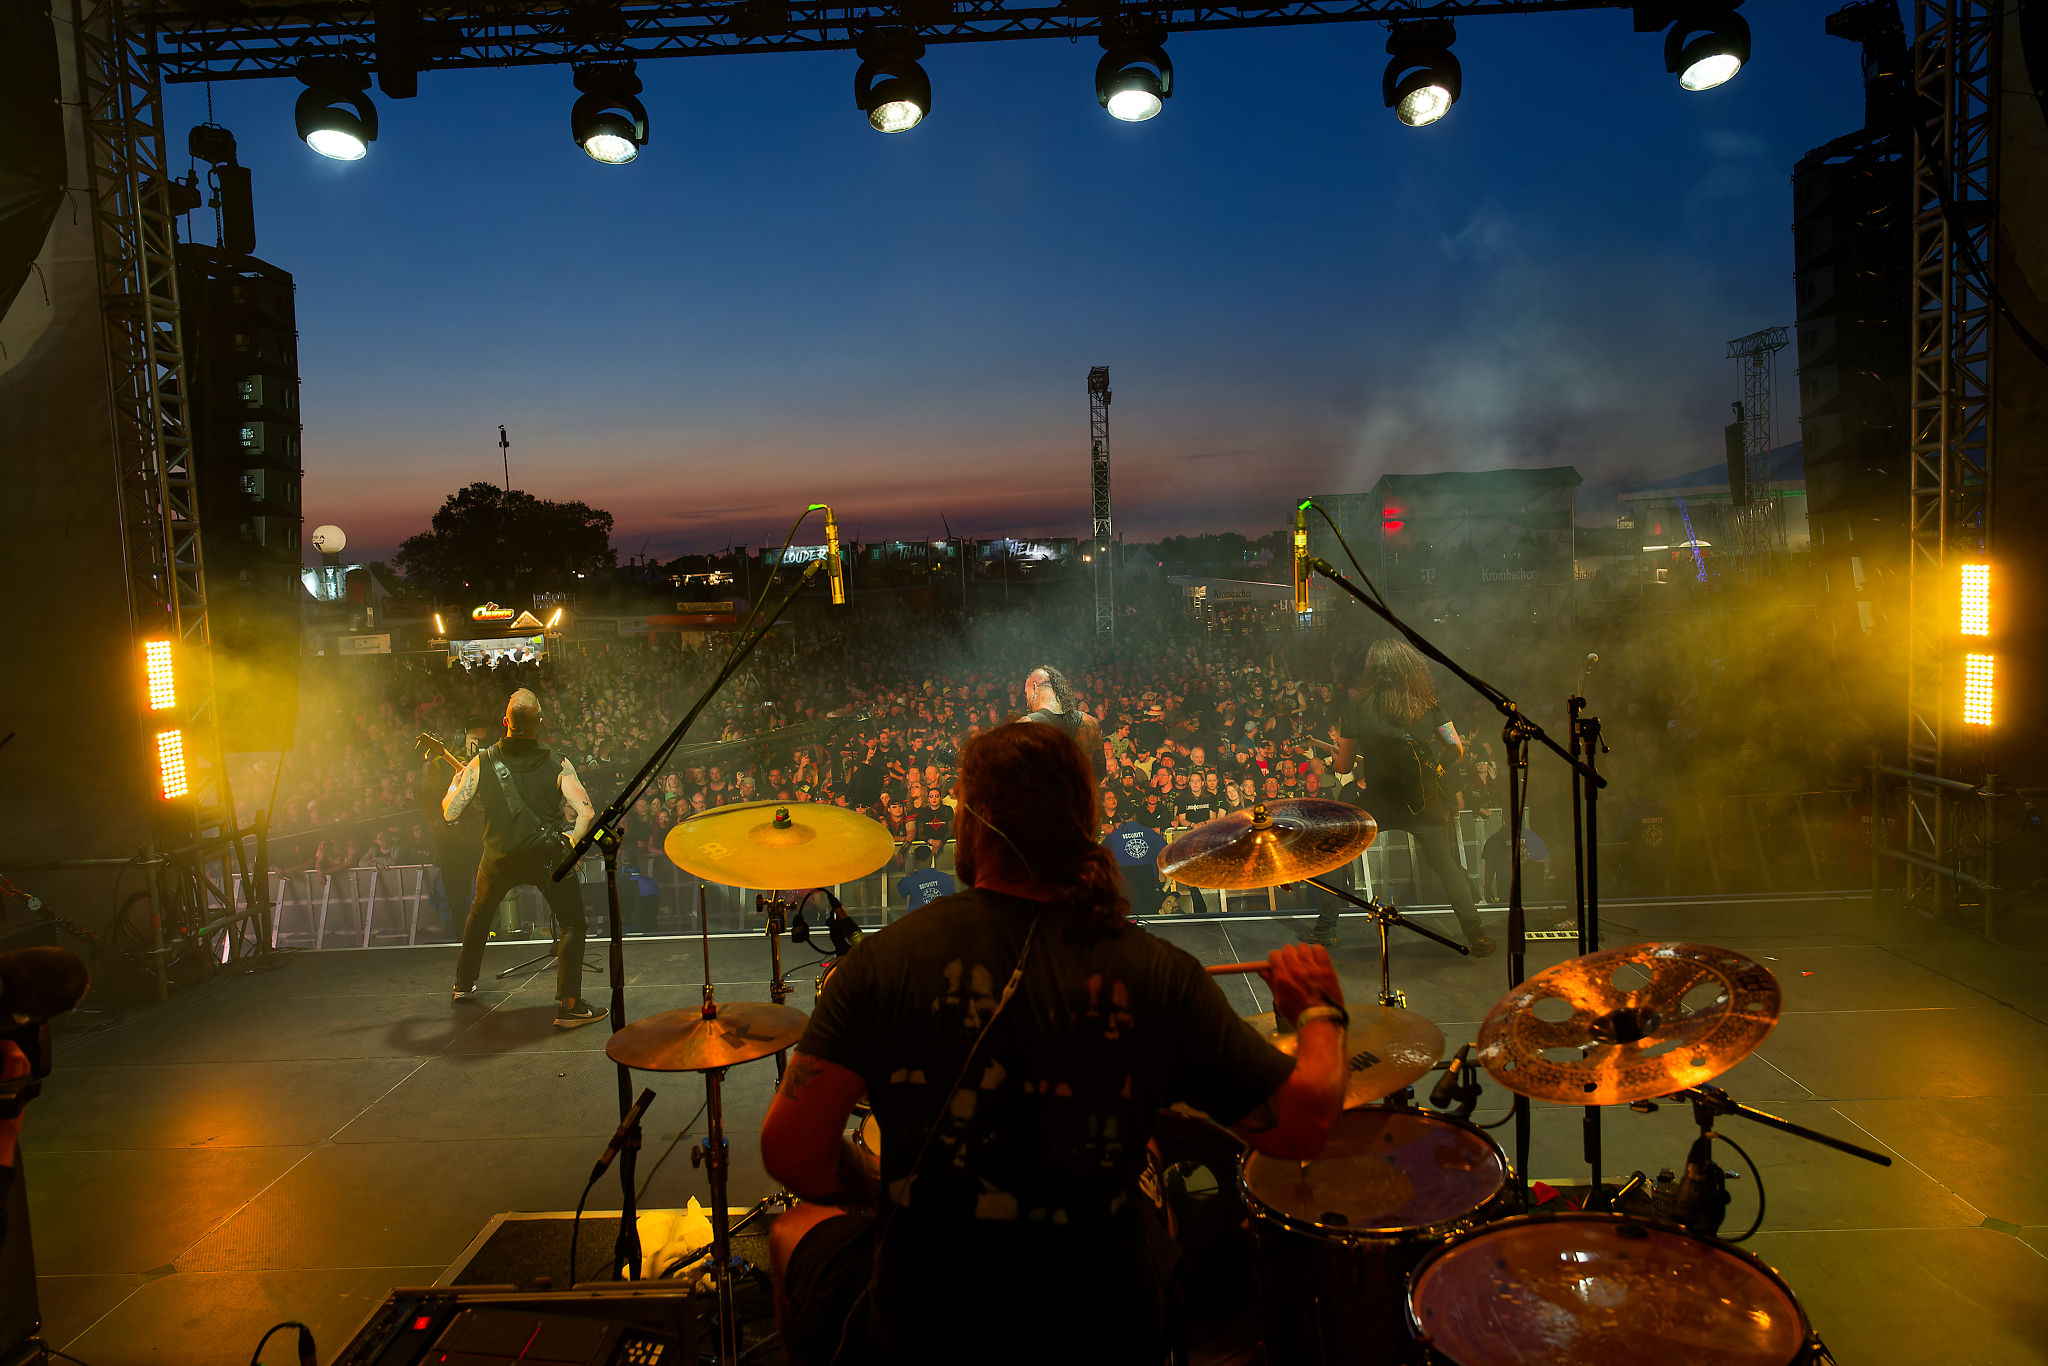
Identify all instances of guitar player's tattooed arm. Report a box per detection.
[559,759,596,844]
[443,757,481,823]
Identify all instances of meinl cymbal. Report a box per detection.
[1474,942,1781,1106]
[606,1001,810,1072]
[1157,801,1377,890]
[1244,1006,1444,1107]
[663,800,896,889]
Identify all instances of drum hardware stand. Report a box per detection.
[1567,697,1610,1207]
[549,558,827,1286]
[1302,882,1468,1007]
[494,906,604,981]
[754,892,796,1081]
[1303,549,1605,1213]
[686,883,743,1366]
[1628,1083,1893,1238]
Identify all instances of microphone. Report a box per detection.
[823,506,848,607]
[1671,1131,1729,1235]
[1430,1042,1472,1110]
[1293,503,1310,616]
[588,1087,658,1185]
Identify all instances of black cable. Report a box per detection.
[634,1100,709,1200]
[1303,501,1388,609]
[246,1320,315,1366]
[568,1176,598,1288]
[1717,1131,1767,1242]
[41,1348,95,1366]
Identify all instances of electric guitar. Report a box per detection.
[414,732,467,772]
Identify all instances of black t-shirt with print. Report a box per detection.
[1342,701,1453,827]
[799,888,1292,1362]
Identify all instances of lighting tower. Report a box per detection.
[1087,366,1114,636]
[1725,325,1789,558]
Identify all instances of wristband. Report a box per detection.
[1296,1004,1349,1030]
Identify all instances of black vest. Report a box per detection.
[479,738,562,862]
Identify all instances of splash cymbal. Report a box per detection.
[663,800,896,888]
[606,1001,810,1072]
[1157,801,1377,890]
[1244,1005,1443,1107]
[1474,942,1781,1106]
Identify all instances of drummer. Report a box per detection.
[760,721,1348,1366]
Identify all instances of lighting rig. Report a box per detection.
[134,2,1756,164]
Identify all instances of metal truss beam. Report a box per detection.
[142,0,1627,80]
[1725,324,1788,561]
[1088,365,1112,638]
[1903,0,1996,913]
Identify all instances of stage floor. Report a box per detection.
[22,894,2048,1365]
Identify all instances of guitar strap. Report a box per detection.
[488,745,557,851]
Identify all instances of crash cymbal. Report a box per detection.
[1157,801,1377,890]
[606,1001,810,1072]
[1475,942,1781,1106]
[1245,1006,1444,1107]
[664,800,896,889]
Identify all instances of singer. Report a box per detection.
[759,722,1346,1366]
[1020,665,1104,780]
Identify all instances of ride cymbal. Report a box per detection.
[664,801,896,889]
[1474,942,1781,1106]
[1244,1006,1444,1107]
[606,1001,809,1072]
[1157,801,1377,890]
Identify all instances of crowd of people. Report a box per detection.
[240,580,1889,919]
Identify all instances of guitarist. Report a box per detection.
[1322,639,1492,958]
[443,688,605,1026]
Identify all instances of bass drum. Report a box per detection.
[1407,1212,1825,1366]
[1239,1105,1511,1366]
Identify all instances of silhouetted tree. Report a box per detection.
[394,483,616,599]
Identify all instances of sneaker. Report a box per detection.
[554,999,608,1029]
[452,985,481,1004]
[1467,936,1497,959]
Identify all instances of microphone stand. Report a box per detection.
[1307,554,1604,1208]
[550,557,825,1281]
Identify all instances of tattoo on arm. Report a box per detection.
[778,1050,827,1100]
[442,760,480,822]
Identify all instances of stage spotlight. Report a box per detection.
[1964,653,1995,727]
[855,38,930,133]
[294,64,378,160]
[143,639,175,711]
[1095,34,1173,122]
[1383,19,1461,127]
[156,729,189,801]
[1665,5,1750,91]
[571,63,649,164]
[1959,562,1989,636]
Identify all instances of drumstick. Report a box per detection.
[1205,960,1268,976]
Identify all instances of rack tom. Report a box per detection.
[1407,1212,1823,1366]
[1239,1105,1511,1365]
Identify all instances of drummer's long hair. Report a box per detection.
[1364,638,1438,726]
[956,722,1127,929]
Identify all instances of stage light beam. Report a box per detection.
[1959,563,1989,636]
[144,639,175,711]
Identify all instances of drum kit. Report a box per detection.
[1151,798,1895,1366]
[579,792,1890,1366]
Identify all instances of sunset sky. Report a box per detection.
[165,7,1864,563]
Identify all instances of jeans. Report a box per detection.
[1315,818,1483,947]
[456,846,591,1003]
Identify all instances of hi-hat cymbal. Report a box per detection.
[1157,801,1377,890]
[1245,1006,1443,1107]
[606,1001,810,1072]
[664,801,896,889]
[1474,942,1781,1106]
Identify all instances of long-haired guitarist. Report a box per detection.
[1324,639,1492,958]
[442,688,605,1026]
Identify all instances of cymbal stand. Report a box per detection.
[1302,878,1466,1007]
[1568,696,1611,1206]
[755,892,795,1082]
[689,884,741,1366]
[548,557,825,1283]
[1304,545,1603,1212]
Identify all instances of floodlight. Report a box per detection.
[572,63,649,164]
[1964,653,1994,727]
[144,639,175,711]
[1095,36,1174,122]
[294,65,378,161]
[855,38,931,133]
[1383,20,1461,127]
[1959,563,1989,636]
[1665,6,1750,91]
[156,729,190,800]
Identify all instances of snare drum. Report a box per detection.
[1407,1212,1820,1366]
[856,1110,881,1163]
[1239,1105,1511,1366]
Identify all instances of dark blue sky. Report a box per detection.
[169,5,1864,562]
